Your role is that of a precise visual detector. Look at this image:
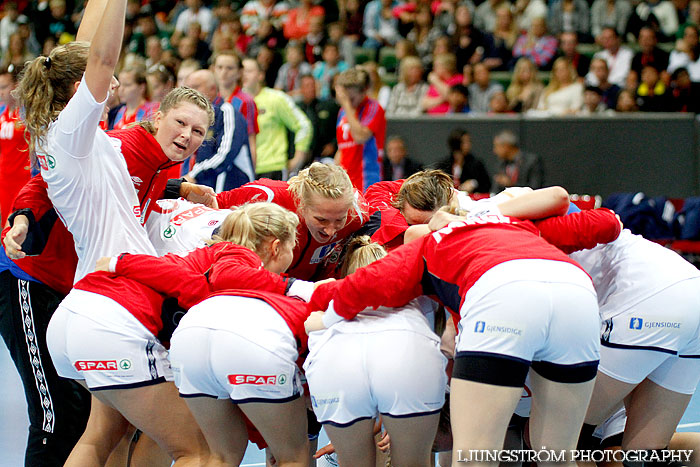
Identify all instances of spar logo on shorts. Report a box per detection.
[630,318,643,330]
[74,360,118,371]
[74,359,133,371]
[228,374,287,385]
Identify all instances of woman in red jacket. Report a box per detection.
[306,207,622,465]
[215,162,373,280]
[96,202,316,466]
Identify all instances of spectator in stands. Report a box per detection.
[171,0,214,47]
[670,66,700,110]
[177,36,199,64]
[147,64,176,103]
[247,18,285,57]
[549,0,591,41]
[668,24,700,80]
[395,38,419,62]
[489,4,518,70]
[677,0,700,37]
[15,18,40,58]
[632,26,670,75]
[468,62,504,112]
[537,57,585,114]
[35,0,76,46]
[628,0,679,41]
[423,52,464,114]
[474,0,510,33]
[213,51,259,162]
[591,0,632,38]
[433,0,476,35]
[512,16,559,70]
[489,90,513,113]
[636,64,674,110]
[0,3,27,57]
[313,41,349,100]
[556,31,591,78]
[241,0,290,36]
[383,136,423,181]
[2,32,33,70]
[144,36,165,70]
[447,83,471,112]
[406,5,442,68]
[513,0,549,32]
[212,13,251,55]
[579,85,612,113]
[303,14,326,63]
[298,74,340,161]
[361,61,391,109]
[436,128,491,193]
[587,57,621,108]
[256,43,283,87]
[339,0,365,46]
[184,22,212,67]
[129,12,170,59]
[615,88,639,110]
[453,4,498,70]
[386,56,429,116]
[275,41,312,99]
[327,21,356,66]
[492,129,544,190]
[506,57,544,112]
[283,0,325,40]
[184,69,254,191]
[335,67,386,191]
[113,65,159,130]
[363,0,401,50]
[587,26,633,87]
[242,57,311,178]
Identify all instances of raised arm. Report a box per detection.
[83,0,126,103]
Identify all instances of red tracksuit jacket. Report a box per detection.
[310,209,622,320]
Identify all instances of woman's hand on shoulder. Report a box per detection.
[304,311,327,334]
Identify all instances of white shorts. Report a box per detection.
[599,279,700,394]
[46,290,172,390]
[456,260,600,384]
[304,330,447,427]
[169,296,302,403]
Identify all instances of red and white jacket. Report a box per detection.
[363,179,410,250]
[216,179,375,280]
[2,127,182,295]
[310,209,622,321]
[107,242,313,349]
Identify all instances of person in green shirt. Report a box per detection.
[242,57,312,179]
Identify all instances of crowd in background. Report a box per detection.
[3,0,700,122]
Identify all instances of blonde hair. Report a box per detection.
[393,169,453,213]
[543,57,577,97]
[505,58,543,110]
[398,55,423,84]
[15,41,90,153]
[138,86,214,134]
[211,203,299,258]
[287,162,355,210]
[340,235,387,277]
[336,67,370,91]
[433,53,457,74]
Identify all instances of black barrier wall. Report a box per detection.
[387,114,698,198]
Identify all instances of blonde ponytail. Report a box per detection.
[340,235,387,277]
